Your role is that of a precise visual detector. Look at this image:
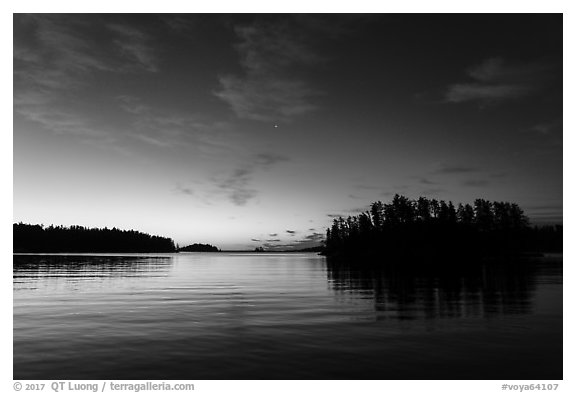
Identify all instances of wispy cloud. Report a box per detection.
[300,232,324,242]
[14,16,158,93]
[446,84,530,104]
[262,243,293,250]
[174,184,194,196]
[14,104,106,139]
[419,178,437,185]
[14,15,116,88]
[117,95,150,115]
[218,168,259,206]
[527,120,562,136]
[290,232,325,249]
[254,153,290,167]
[108,24,158,72]
[14,15,160,147]
[214,153,290,206]
[162,15,196,33]
[115,95,236,154]
[445,57,557,105]
[260,230,325,251]
[216,77,317,121]
[326,204,371,220]
[214,21,321,122]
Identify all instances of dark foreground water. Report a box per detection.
[13,253,562,380]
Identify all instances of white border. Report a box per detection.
[4,2,572,392]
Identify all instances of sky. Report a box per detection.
[13,13,563,250]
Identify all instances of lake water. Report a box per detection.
[13,253,562,380]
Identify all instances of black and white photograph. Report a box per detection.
[9,4,568,389]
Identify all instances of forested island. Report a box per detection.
[324,195,562,259]
[178,243,220,252]
[13,223,176,253]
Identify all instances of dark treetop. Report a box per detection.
[324,194,562,259]
[13,223,176,253]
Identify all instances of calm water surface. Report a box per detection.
[13,253,562,379]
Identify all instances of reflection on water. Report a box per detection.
[326,258,551,319]
[13,253,562,380]
[14,254,173,278]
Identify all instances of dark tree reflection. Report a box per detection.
[13,254,174,282]
[326,257,559,320]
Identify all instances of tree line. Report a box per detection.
[325,194,562,258]
[13,223,176,253]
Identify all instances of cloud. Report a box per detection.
[175,184,194,196]
[269,233,278,237]
[262,243,294,250]
[134,134,174,148]
[117,95,150,115]
[214,21,320,122]
[263,231,325,251]
[115,95,237,154]
[288,232,325,250]
[286,230,296,235]
[255,153,290,167]
[445,57,557,104]
[14,16,110,96]
[162,15,196,32]
[218,168,259,206]
[326,204,370,218]
[527,121,561,136]
[251,238,261,242]
[446,84,530,103]
[108,24,158,72]
[215,77,317,121]
[419,178,437,185]
[14,16,158,94]
[213,153,289,206]
[14,16,160,147]
[302,232,324,241]
[14,104,106,139]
